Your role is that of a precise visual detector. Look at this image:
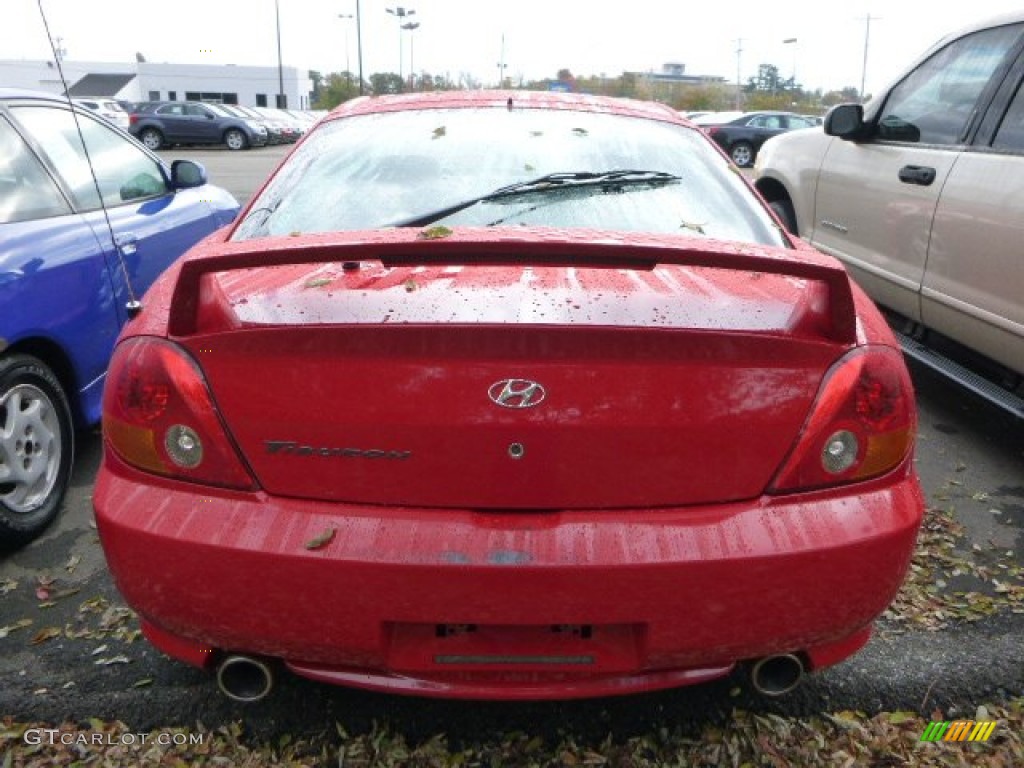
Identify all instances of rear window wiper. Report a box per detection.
[389,170,682,229]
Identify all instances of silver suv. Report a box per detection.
[754,13,1024,415]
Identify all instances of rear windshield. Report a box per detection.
[232,106,785,247]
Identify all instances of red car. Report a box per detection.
[94,91,923,702]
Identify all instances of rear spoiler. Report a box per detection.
[167,231,857,343]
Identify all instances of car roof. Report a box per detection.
[324,90,684,125]
[935,11,1024,42]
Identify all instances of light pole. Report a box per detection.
[734,38,743,109]
[860,14,879,101]
[338,13,353,88]
[386,7,415,82]
[274,0,286,107]
[782,37,797,88]
[402,21,420,91]
[497,33,507,88]
[356,0,364,95]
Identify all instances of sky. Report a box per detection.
[3,1,1023,96]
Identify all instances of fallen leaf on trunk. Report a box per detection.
[305,527,337,550]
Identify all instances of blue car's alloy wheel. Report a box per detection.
[0,355,74,549]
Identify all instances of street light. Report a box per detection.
[497,33,507,88]
[386,6,415,82]
[860,14,880,101]
[402,21,420,91]
[338,13,353,87]
[734,38,743,109]
[782,37,797,86]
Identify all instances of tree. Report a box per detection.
[417,73,458,91]
[745,63,785,93]
[315,72,363,110]
[555,68,577,91]
[370,72,405,95]
[822,87,862,106]
[676,85,734,112]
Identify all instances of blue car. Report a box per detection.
[0,89,239,547]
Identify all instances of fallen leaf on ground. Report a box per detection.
[30,627,61,645]
[93,655,131,666]
[0,619,33,638]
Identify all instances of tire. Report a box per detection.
[224,128,249,151]
[139,127,164,151]
[769,199,798,235]
[730,141,755,168]
[0,355,74,549]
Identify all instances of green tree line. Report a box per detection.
[310,64,864,115]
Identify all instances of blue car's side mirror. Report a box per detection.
[170,159,208,189]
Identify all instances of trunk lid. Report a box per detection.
[171,231,854,509]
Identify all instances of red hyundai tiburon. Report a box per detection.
[95,91,923,702]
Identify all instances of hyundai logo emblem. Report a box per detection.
[488,379,547,409]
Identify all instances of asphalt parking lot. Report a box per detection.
[157,144,293,206]
[1,145,1021,757]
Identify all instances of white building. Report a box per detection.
[0,58,312,109]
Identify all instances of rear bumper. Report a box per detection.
[95,454,922,699]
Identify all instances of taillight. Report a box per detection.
[770,347,916,493]
[103,337,256,490]
[129,114,140,126]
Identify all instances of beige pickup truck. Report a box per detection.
[754,13,1023,416]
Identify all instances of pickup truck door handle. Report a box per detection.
[898,165,936,186]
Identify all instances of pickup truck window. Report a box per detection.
[878,23,1023,146]
[993,79,1024,151]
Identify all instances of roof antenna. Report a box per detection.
[37,0,143,320]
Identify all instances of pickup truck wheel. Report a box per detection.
[224,128,249,151]
[139,127,164,151]
[0,355,74,549]
[730,141,755,168]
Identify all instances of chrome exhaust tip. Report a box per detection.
[216,655,274,702]
[750,653,804,697]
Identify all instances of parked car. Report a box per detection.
[71,97,130,129]
[95,90,923,703]
[0,88,239,547]
[694,111,817,167]
[128,100,269,151]
[252,106,305,141]
[281,108,317,134]
[755,12,1024,415]
[222,102,290,143]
